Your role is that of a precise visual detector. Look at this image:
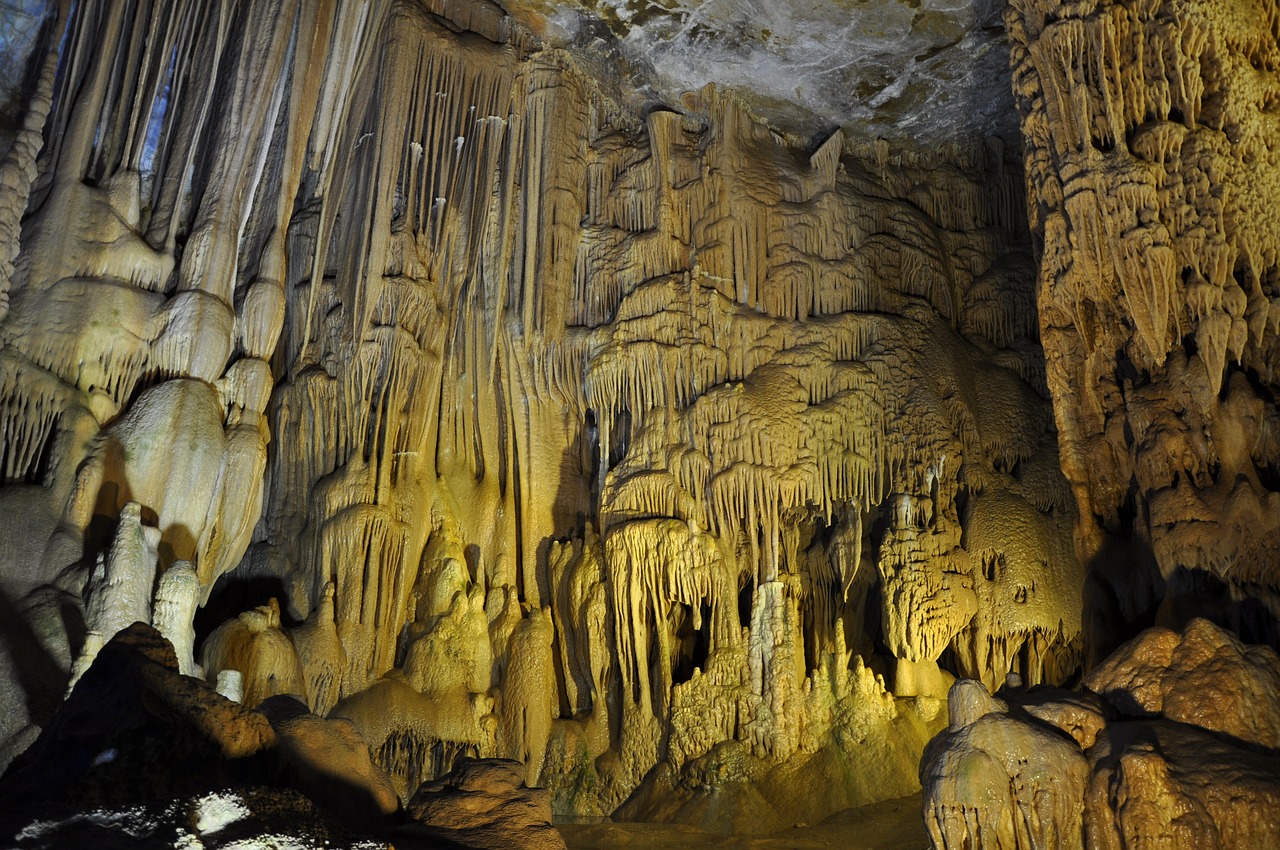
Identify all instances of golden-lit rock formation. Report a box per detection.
[14,0,1265,837]
[921,679,1089,850]
[1006,0,1280,658]
[922,619,1280,850]
[916,4,1280,847]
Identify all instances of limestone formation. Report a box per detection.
[406,758,567,850]
[0,624,505,845]
[1084,617,1280,750]
[258,695,402,830]
[922,619,1280,850]
[0,623,279,811]
[152,560,201,678]
[8,0,1279,842]
[1006,0,1280,658]
[67,501,159,689]
[0,0,1082,827]
[922,679,1088,850]
[290,581,347,715]
[201,599,305,709]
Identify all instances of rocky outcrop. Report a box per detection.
[1085,617,1280,747]
[922,619,1280,849]
[0,623,275,813]
[405,758,566,850]
[259,695,402,831]
[0,624,400,835]
[921,680,1088,850]
[0,625,583,847]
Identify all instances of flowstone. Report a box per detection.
[0,0,1081,832]
[1006,0,1280,657]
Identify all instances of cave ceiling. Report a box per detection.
[500,0,1018,144]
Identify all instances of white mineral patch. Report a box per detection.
[219,836,321,850]
[15,807,154,841]
[174,831,204,850]
[195,792,250,835]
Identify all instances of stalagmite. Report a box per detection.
[331,675,498,802]
[499,609,557,787]
[404,585,491,698]
[201,599,305,709]
[921,678,1088,850]
[152,560,201,678]
[67,501,159,689]
[216,669,244,704]
[290,582,347,716]
[0,0,1159,836]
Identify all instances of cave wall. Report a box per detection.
[1007,0,1280,660]
[0,0,1082,828]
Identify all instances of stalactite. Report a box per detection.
[0,0,68,322]
[1006,0,1280,651]
[0,0,1080,829]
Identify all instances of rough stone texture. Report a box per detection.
[921,679,1088,850]
[0,0,1079,830]
[0,624,404,836]
[1082,627,1181,717]
[0,623,277,810]
[922,620,1280,849]
[1022,690,1108,750]
[260,695,403,831]
[3,0,1280,841]
[1086,721,1280,850]
[1085,617,1280,749]
[503,0,1019,145]
[4,782,548,850]
[406,758,566,850]
[1006,0,1280,659]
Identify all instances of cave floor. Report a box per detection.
[556,793,926,849]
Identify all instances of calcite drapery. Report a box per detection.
[1006,0,1280,658]
[0,0,1080,826]
[918,4,1280,846]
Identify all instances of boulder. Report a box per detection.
[921,679,1087,850]
[0,624,401,837]
[259,695,401,830]
[0,622,275,814]
[923,621,1280,850]
[1085,618,1280,749]
[1085,720,1280,850]
[404,758,566,850]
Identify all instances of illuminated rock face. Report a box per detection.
[1006,0,1280,659]
[914,3,1280,847]
[922,620,1280,850]
[2,0,1075,829]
